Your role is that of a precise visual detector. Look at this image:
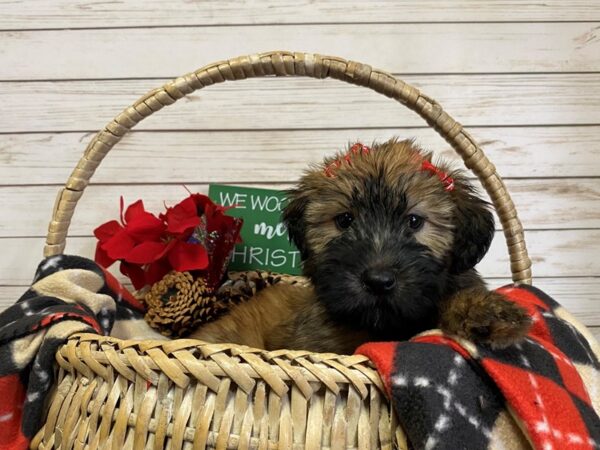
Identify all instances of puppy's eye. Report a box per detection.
[335,212,354,230]
[407,214,424,231]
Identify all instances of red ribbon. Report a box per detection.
[323,142,455,192]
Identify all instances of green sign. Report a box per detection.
[208,184,302,275]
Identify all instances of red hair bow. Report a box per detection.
[421,160,455,192]
[324,143,371,177]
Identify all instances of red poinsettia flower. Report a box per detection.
[94,192,242,291]
[188,193,243,243]
[160,193,242,287]
[183,194,243,287]
[160,196,201,237]
[94,198,166,269]
[94,197,209,290]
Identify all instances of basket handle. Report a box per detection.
[44,51,532,284]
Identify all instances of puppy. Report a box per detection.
[192,139,531,354]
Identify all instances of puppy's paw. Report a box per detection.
[441,289,532,349]
[464,292,532,349]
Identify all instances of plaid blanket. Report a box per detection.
[1,255,599,449]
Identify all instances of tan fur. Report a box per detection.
[191,283,370,354]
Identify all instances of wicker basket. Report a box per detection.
[32,51,532,450]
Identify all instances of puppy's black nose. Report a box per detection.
[362,269,396,294]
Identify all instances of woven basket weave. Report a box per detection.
[33,51,532,450]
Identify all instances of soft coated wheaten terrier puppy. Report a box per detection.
[192,139,531,354]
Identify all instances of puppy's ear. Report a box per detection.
[282,189,310,259]
[449,177,495,273]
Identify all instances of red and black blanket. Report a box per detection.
[1,255,599,450]
[357,285,600,449]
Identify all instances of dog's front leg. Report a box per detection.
[437,287,532,349]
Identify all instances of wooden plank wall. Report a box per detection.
[0,1,599,337]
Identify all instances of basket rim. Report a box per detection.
[59,332,387,399]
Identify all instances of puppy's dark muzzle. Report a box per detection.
[362,269,396,295]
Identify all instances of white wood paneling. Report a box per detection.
[2,127,600,184]
[1,1,599,29]
[2,75,600,133]
[2,23,599,80]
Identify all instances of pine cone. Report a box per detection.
[142,271,228,337]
